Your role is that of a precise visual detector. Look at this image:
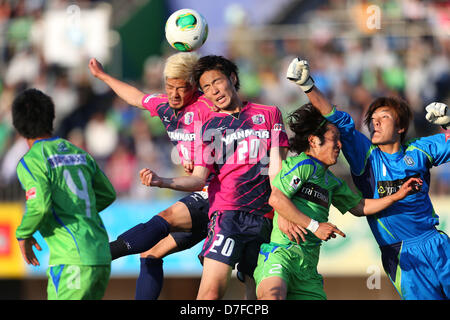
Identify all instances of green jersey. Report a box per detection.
[16,137,116,266]
[271,153,362,247]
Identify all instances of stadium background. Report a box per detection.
[0,0,448,300]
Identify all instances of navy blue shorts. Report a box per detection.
[170,190,209,251]
[199,210,272,278]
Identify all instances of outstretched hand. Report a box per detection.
[393,177,423,201]
[425,102,449,129]
[314,222,345,241]
[286,57,315,92]
[88,58,107,81]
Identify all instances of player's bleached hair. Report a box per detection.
[163,52,199,86]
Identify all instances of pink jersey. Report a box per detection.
[141,91,215,164]
[198,102,289,216]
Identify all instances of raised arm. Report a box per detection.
[89,58,146,109]
[286,58,333,115]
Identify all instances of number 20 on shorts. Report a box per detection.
[209,234,236,257]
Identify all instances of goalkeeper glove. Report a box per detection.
[286,58,315,93]
[425,102,449,129]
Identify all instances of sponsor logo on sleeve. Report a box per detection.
[273,123,284,131]
[289,175,301,190]
[143,95,154,104]
[25,187,36,200]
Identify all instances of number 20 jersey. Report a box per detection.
[16,137,116,266]
[198,102,289,216]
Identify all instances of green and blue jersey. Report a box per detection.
[325,108,450,246]
[16,137,116,265]
[271,153,362,247]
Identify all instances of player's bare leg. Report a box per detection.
[256,276,287,300]
[196,258,232,300]
[140,234,180,259]
[157,201,193,231]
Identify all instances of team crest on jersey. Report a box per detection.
[289,175,301,190]
[26,187,36,200]
[252,114,265,125]
[184,112,194,125]
[403,155,415,167]
[446,133,450,142]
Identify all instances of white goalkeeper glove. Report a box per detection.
[425,102,450,129]
[286,58,315,93]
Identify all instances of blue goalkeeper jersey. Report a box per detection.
[325,108,450,246]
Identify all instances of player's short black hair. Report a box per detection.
[12,88,55,139]
[192,55,240,90]
[288,103,330,154]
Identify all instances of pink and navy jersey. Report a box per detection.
[141,91,215,164]
[198,102,289,216]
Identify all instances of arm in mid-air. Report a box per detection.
[349,177,423,217]
[89,58,146,109]
[286,58,333,115]
[139,165,209,192]
[287,57,373,175]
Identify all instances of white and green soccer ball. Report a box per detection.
[165,8,208,52]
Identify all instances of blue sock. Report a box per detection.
[135,257,164,300]
[116,215,170,255]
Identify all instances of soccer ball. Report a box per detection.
[165,9,208,52]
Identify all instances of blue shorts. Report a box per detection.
[380,229,450,300]
[199,210,272,277]
[171,190,210,250]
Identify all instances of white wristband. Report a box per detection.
[306,219,319,233]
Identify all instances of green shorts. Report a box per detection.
[253,242,326,300]
[47,264,111,300]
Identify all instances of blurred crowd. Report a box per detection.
[0,0,449,200]
[224,0,450,195]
